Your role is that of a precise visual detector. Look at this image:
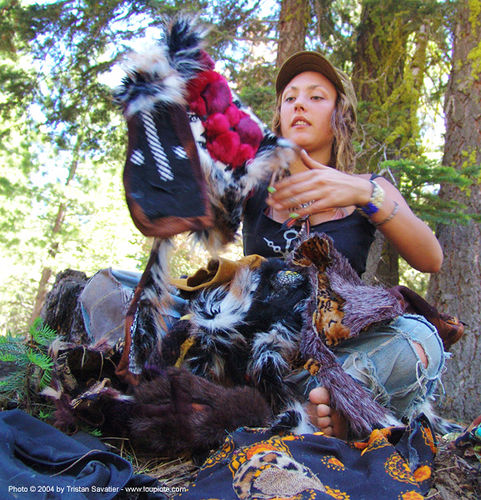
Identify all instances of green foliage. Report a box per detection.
[310,0,360,68]
[379,159,481,226]
[37,408,54,421]
[229,63,277,126]
[0,318,56,406]
[399,259,429,297]
[82,426,102,437]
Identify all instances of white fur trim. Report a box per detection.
[40,386,63,400]
[288,402,318,435]
[190,267,259,333]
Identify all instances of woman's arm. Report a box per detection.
[267,150,443,273]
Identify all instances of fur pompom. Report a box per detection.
[114,16,210,117]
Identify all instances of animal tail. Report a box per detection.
[116,238,173,384]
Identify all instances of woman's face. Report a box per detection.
[279,71,337,163]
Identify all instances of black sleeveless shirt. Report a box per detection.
[242,183,376,275]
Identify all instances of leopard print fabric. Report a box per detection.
[292,235,350,346]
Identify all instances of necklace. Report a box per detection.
[284,205,347,233]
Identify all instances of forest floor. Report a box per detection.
[0,362,479,498]
[428,433,481,499]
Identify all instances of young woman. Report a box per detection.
[242,51,445,437]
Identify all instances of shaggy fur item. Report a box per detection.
[114,16,298,383]
[127,367,271,457]
[290,233,404,344]
[115,17,209,117]
[40,270,89,345]
[45,352,271,458]
[174,259,310,413]
[290,234,402,435]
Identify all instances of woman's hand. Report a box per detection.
[266,150,443,273]
[266,150,371,217]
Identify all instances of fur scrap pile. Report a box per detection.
[156,233,403,438]
[43,233,403,456]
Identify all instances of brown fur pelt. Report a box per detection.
[126,367,271,457]
[44,349,271,458]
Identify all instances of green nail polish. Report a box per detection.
[289,212,300,219]
[267,186,276,193]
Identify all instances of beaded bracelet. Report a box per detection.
[357,180,385,216]
[373,200,399,227]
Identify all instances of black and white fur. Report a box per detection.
[158,258,316,430]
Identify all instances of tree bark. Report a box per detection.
[427,0,481,423]
[276,0,310,65]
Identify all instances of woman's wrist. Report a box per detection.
[355,179,400,228]
[354,177,374,207]
[356,180,385,216]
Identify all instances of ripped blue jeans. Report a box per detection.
[297,314,446,421]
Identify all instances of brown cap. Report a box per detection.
[276,51,345,95]
[275,51,357,122]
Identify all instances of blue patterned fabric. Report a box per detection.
[178,417,436,499]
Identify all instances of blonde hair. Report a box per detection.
[272,90,356,173]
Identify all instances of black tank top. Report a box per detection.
[242,183,376,275]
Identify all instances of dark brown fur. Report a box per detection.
[127,367,271,456]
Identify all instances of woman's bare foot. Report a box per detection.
[305,387,348,439]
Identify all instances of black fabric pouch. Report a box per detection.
[123,104,212,238]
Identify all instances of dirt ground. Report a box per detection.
[427,433,481,499]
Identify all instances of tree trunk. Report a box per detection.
[352,2,407,286]
[374,240,399,288]
[427,0,481,423]
[29,144,80,326]
[29,267,54,324]
[362,231,384,285]
[276,0,310,65]
[352,1,431,286]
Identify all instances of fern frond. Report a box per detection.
[26,350,54,371]
[38,369,52,390]
[0,353,19,363]
[30,318,57,347]
[0,334,28,365]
